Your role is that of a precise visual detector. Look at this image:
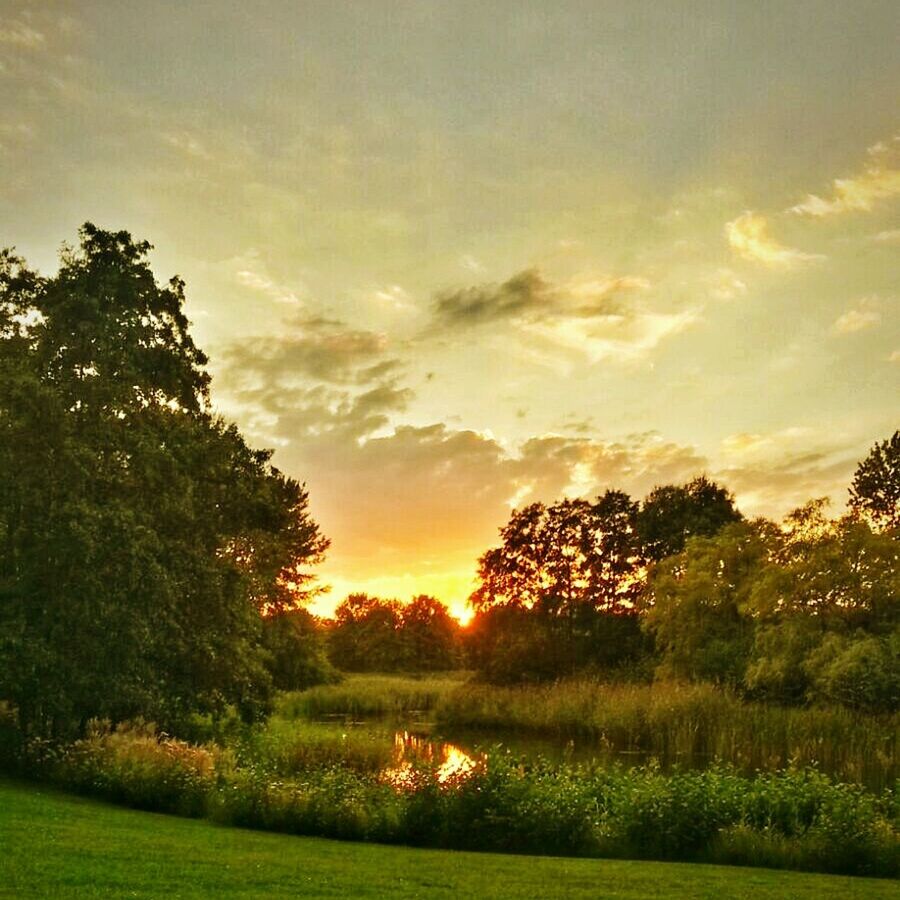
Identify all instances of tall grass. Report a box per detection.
[278,673,466,720]
[239,720,395,775]
[436,678,899,789]
[42,721,224,817]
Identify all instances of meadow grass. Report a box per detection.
[435,677,899,788]
[277,672,467,720]
[5,779,896,899]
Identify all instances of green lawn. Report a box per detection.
[1,780,895,899]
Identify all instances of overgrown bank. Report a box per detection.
[2,718,897,878]
[433,678,899,788]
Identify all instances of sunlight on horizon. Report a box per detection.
[1,2,896,614]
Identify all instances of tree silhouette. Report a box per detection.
[849,431,900,533]
[637,475,742,561]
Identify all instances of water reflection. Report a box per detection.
[317,718,894,793]
[382,730,477,786]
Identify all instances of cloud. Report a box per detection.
[221,316,396,387]
[235,266,305,307]
[459,254,485,274]
[434,268,555,326]
[430,267,690,364]
[890,350,900,364]
[831,299,881,336]
[433,269,656,328]
[789,135,900,217]
[716,429,861,518]
[0,21,46,49]
[873,229,900,244]
[369,284,416,313]
[160,131,214,162]
[511,432,709,504]
[725,211,822,267]
[705,267,747,301]
[519,308,697,364]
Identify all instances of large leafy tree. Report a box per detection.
[849,431,900,534]
[0,225,328,738]
[469,493,646,680]
[644,521,767,685]
[471,495,644,617]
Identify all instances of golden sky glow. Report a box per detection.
[2,2,898,619]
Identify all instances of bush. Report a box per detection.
[50,720,223,817]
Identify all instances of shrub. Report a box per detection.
[52,720,223,817]
[806,631,900,713]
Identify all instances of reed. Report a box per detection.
[278,673,466,720]
[436,678,899,788]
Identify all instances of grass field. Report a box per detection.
[1,780,896,899]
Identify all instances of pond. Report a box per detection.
[315,714,897,792]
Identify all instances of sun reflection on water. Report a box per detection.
[382,730,477,787]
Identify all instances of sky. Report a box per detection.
[1,1,898,620]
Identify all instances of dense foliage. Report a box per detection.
[0,226,329,738]
[467,479,741,681]
[327,593,462,672]
[467,437,898,696]
[648,502,899,711]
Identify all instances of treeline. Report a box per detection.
[325,594,462,672]
[466,476,739,682]
[465,435,899,712]
[317,437,897,714]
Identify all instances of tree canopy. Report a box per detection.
[327,593,461,672]
[636,475,742,561]
[849,431,900,533]
[0,225,328,738]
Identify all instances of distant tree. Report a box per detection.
[465,605,569,683]
[849,431,900,533]
[471,495,644,618]
[399,595,460,671]
[0,226,328,738]
[587,490,644,612]
[328,594,404,671]
[637,476,742,561]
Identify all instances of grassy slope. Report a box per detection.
[1,780,895,899]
